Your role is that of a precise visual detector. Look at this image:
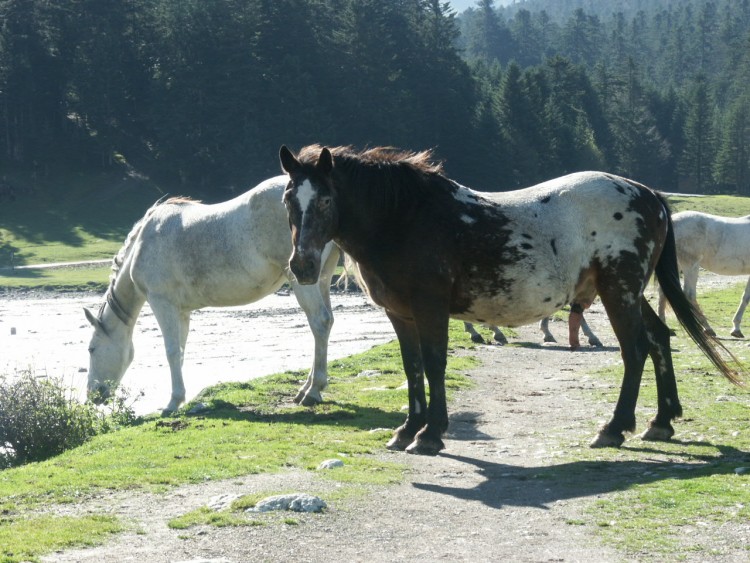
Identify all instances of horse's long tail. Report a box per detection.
[654,192,744,386]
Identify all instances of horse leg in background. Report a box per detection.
[682,263,716,336]
[489,325,508,344]
[591,292,650,448]
[540,306,601,349]
[385,312,428,452]
[539,317,556,343]
[580,313,603,347]
[463,322,485,343]
[463,322,508,344]
[148,296,189,414]
[638,300,682,441]
[730,276,750,338]
[290,245,338,406]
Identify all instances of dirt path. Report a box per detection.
[19,275,750,562]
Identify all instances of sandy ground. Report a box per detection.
[1,274,748,562]
[0,290,394,415]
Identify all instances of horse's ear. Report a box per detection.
[279,145,301,175]
[316,147,333,175]
[84,307,104,332]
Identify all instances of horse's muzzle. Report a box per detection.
[289,252,321,285]
[87,384,111,405]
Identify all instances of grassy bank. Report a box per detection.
[0,321,476,562]
[571,284,750,559]
[2,189,750,293]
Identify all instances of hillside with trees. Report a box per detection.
[1,0,749,195]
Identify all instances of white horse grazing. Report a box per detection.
[84,176,340,413]
[658,210,750,338]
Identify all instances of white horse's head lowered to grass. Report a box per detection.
[84,306,134,404]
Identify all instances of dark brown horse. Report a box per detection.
[279,144,743,456]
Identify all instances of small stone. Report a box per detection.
[734,467,749,475]
[187,402,210,415]
[248,493,327,513]
[207,493,241,511]
[318,459,344,470]
[357,369,381,378]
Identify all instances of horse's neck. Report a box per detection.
[106,265,145,331]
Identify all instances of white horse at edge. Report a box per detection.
[84,175,339,413]
[658,210,750,338]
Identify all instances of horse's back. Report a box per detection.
[673,210,750,274]
[452,171,667,326]
[128,176,293,307]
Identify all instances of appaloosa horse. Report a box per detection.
[658,210,750,338]
[85,176,339,413]
[279,144,742,455]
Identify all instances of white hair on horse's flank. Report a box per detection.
[85,176,340,413]
[658,210,750,338]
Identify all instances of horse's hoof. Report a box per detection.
[470,334,486,344]
[293,391,305,404]
[639,424,674,442]
[590,431,625,448]
[386,433,413,451]
[589,338,603,348]
[299,393,322,407]
[494,337,508,345]
[543,336,557,344]
[405,437,445,456]
[731,329,744,338]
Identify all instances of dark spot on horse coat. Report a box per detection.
[591,231,597,237]
[544,297,552,302]
[615,185,626,195]
[522,233,532,239]
[614,212,623,220]
[521,243,533,250]
[550,239,557,255]
[541,196,551,203]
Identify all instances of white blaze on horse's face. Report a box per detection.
[284,178,336,285]
[85,313,134,404]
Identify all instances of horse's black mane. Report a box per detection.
[297,144,453,215]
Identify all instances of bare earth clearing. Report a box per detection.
[1,275,748,562]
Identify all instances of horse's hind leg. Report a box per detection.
[730,276,750,338]
[591,297,649,448]
[463,322,486,344]
[639,300,682,442]
[539,317,557,343]
[149,296,189,414]
[580,314,602,347]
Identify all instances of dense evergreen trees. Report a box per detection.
[1,0,749,194]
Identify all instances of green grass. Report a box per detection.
[0,515,122,562]
[0,321,476,561]
[566,283,750,559]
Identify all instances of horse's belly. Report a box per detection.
[456,293,566,327]
[700,253,750,276]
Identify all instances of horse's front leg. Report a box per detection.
[404,306,450,456]
[290,278,334,406]
[385,313,427,451]
[730,276,750,338]
[149,297,189,414]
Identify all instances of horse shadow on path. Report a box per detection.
[413,423,749,511]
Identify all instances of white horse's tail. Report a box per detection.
[338,254,369,295]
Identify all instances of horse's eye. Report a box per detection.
[320,196,332,209]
